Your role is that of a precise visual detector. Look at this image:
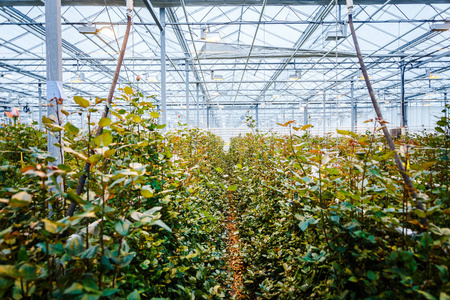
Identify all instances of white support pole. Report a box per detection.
[323,92,326,135]
[185,56,189,129]
[196,83,200,127]
[38,83,42,130]
[351,80,355,132]
[45,0,64,166]
[160,7,167,130]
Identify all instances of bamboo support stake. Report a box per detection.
[67,9,133,217]
[346,0,427,225]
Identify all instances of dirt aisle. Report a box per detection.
[225,194,245,299]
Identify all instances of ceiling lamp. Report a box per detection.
[205,31,221,43]
[98,26,114,37]
[71,73,85,83]
[288,71,300,81]
[1,73,14,78]
[211,71,224,81]
[357,69,370,80]
[430,19,450,32]
[426,69,440,79]
[325,24,347,41]
[78,23,97,34]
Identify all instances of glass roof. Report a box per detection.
[0,2,449,131]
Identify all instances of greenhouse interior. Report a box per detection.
[0,0,449,299]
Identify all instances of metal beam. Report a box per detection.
[160,7,167,128]
[3,0,450,7]
[142,0,163,31]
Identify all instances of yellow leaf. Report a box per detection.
[336,129,350,135]
[124,86,133,95]
[98,117,111,127]
[301,124,313,131]
[42,116,54,125]
[10,192,32,207]
[133,115,142,123]
[150,111,159,118]
[141,186,154,198]
[73,96,90,108]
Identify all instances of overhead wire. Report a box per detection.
[232,0,268,105]
[179,0,213,109]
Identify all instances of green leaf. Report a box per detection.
[74,96,91,108]
[17,246,28,263]
[127,290,141,300]
[150,111,159,118]
[124,86,134,95]
[228,185,237,192]
[88,154,102,165]
[367,270,378,281]
[94,131,113,147]
[64,283,84,295]
[348,276,358,282]
[152,220,172,232]
[115,219,131,236]
[120,253,136,268]
[102,288,120,297]
[299,221,309,231]
[435,127,445,133]
[101,256,114,271]
[0,265,20,279]
[80,245,99,259]
[10,191,32,207]
[440,292,450,300]
[214,167,223,173]
[417,290,437,300]
[64,122,80,135]
[414,209,426,219]
[17,264,45,280]
[65,234,84,256]
[98,117,111,127]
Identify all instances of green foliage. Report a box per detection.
[223,116,449,299]
[0,88,227,299]
[0,96,448,299]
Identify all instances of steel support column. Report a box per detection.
[400,62,407,128]
[185,57,189,128]
[196,83,199,127]
[445,92,448,120]
[304,101,308,125]
[160,7,167,129]
[323,92,326,135]
[38,83,42,130]
[45,0,64,166]
[351,80,355,132]
[255,104,259,128]
[207,105,210,129]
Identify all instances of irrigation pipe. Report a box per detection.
[346,0,427,226]
[67,5,133,217]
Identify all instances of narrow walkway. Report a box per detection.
[225,193,244,299]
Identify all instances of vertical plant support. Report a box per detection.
[346,0,427,225]
[67,1,133,217]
